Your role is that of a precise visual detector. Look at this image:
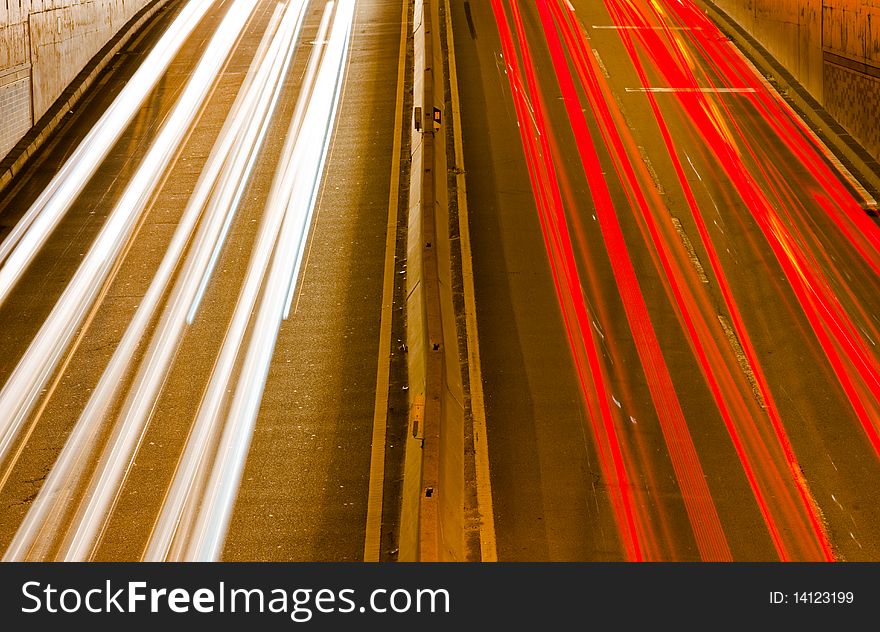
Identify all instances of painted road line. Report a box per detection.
[592,25,702,30]
[625,87,755,93]
[592,48,610,79]
[363,0,409,563]
[445,0,497,562]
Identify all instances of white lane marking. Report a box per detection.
[686,152,703,182]
[670,217,710,284]
[625,87,756,93]
[592,48,610,80]
[363,0,408,563]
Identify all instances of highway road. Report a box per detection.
[2,0,880,564]
[450,0,880,560]
[0,0,408,561]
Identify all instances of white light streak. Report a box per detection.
[5,0,356,565]
[58,0,297,563]
[3,0,263,561]
[0,0,219,303]
[180,0,354,562]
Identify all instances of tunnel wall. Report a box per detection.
[712,0,880,160]
[0,0,155,160]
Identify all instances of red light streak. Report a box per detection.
[591,0,836,560]
[486,0,879,560]
[490,0,644,560]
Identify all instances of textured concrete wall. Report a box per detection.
[712,0,880,160]
[821,1,880,159]
[0,0,154,159]
[713,0,824,99]
[822,0,880,65]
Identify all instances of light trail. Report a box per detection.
[559,0,837,559]
[0,0,220,304]
[58,0,296,563]
[0,0,258,482]
[624,87,755,93]
[482,0,878,559]
[539,0,733,561]
[158,0,355,562]
[3,0,267,562]
[573,0,834,560]
[490,0,644,560]
[625,0,880,453]
[2,0,873,564]
[142,0,329,562]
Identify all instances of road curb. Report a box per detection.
[0,0,175,199]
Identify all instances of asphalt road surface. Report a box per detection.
[450,0,880,561]
[0,0,408,561]
[2,0,880,564]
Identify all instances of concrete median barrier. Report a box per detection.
[399,0,466,562]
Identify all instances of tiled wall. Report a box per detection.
[821,1,880,158]
[824,61,880,160]
[1,0,153,160]
[822,0,880,66]
[1,0,33,159]
[0,73,32,156]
